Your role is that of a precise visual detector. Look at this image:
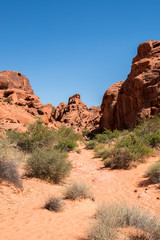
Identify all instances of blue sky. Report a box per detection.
[0,0,160,107]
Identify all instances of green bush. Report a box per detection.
[146,161,160,183]
[7,119,58,151]
[146,131,160,147]
[82,129,91,137]
[0,157,23,188]
[43,197,64,212]
[58,126,80,141]
[64,182,91,200]
[7,120,80,152]
[56,138,77,151]
[116,133,152,160]
[94,129,120,144]
[103,133,152,169]
[25,148,72,183]
[104,148,134,169]
[85,140,97,149]
[89,204,160,240]
[94,143,108,159]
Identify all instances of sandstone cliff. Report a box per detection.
[100,40,160,130]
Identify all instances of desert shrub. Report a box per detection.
[55,138,77,151]
[116,133,152,160]
[146,131,160,147]
[104,148,134,169]
[25,148,72,183]
[43,197,64,212]
[134,116,160,147]
[7,119,58,151]
[103,133,152,169]
[82,129,91,137]
[58,126,81,141]
[89,204,160,240]
[64,182,90,200]
[7,120,80,152]
[0,157,23,188]
[3,98,12,104]
[56,126,81,151]
[94,143,108,159]
[85,140,97,149]
[146,161,160,183]
[95,129,120,143]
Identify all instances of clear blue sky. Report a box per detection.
[0,0,160,107]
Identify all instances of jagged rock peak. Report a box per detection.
[53,93,101,132]
[68,94,81,105]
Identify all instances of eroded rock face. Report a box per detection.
[54,94,101,132]
[100,40,160,130]
[0,71,34,94]
[100,81,124,131]
[0,71,60,131]
[0,71,100,132]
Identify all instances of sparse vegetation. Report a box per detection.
[0,157,23,188]
[105,133,152,169]
[7,120,80,152]
[3,98,12,104]
[85,140,97,149]
[82,129,91,137]
[43,197,64,212]
[64,182,91,200]
[85,116,160,169]
[7,119,58,151]
[25,148,72,183]
[89,204,160,240]
[95,129,120,143]
[94,143,108,159]
[6,120,82,183]
[146,161,160,183]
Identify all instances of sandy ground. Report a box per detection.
[0,143,160,240]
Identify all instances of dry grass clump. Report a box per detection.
[88,204,160,240]
[0,158,23,188]
[43,197,64,212]
[146,161,160,184]
[25,148,72,184]
[64,182,91,200]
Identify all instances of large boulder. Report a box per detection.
[0,71,34,94]
[100,40,160,130]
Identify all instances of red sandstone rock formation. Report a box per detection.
[0,71,59,131]
[0,71,100,132]
[0,71,34,94]
[100,81,124,130]
[54,94,101,132]
[100,40,160,130]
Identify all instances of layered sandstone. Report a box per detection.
[100,40,160,130]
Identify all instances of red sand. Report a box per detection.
[0,143,160,240]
